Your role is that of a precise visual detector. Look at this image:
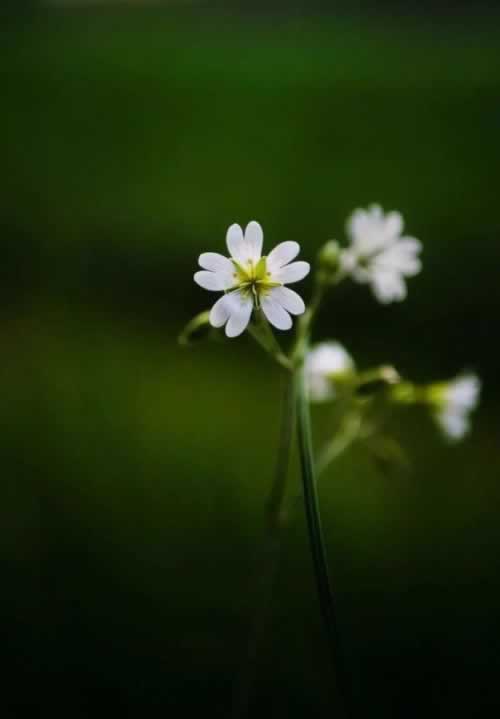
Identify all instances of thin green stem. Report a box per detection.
[293,285,324,360]
[316,432,354,477]
[230,375,295,719]
[295,361,353,718]
[266,377,295,531]
[248,313,292,371]
[316,412,362,476]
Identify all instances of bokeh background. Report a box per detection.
[2,1,500,716]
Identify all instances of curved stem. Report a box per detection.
[247,318,292,371]
[230,375,295,719]
[295,361,353,717]
[316,432,354,477]
[292,285,324,364]
[316,412,362,477]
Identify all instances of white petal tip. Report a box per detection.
[246,220,262,232]
[225,324,245,338]
[194,270,226,291]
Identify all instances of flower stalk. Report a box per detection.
[316,411,362,476]
[231,375,295,719]
[186,208,481,718]
[247,311,292,371]
[294,357,353,717]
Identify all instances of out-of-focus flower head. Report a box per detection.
[430,373,481,441]
[305,342,355,402]
[341,204,422,303]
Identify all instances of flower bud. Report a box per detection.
[356,365,400,396]
[316,240,341,283]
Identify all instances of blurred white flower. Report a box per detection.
[194,222,310,338]
[305,342,355,402]
[341,204,422,303]
[433,373,481,441]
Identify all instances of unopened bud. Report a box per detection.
[356,365,401,396]
[317,240,341,275]
[379,365,400,385]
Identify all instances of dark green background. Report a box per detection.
[2,4,500,716]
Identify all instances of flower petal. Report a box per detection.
[436,408,469,441]
[307,342,354,376]
[209,294,232,328]
[274,261,310,285]
[307,374,333,402]
[384,211,404,239]
[199,252,234,274]
[339,248,360,274]
[194,270,228,292]
[347,205,396,255]
[305,342,354,402]
[225,293,253,338]
[447,375,481,411]
[370,269,407,303]
[261,296,293,330]
[226,224,249,264]
[266,241,300,272]
[347,206,381,242]
[268,286,305,315]
[346,208,369,240]
[244,221,263,263]
[375,238,422,277]
[368,203,383,219]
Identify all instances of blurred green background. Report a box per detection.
[2,2,500,716]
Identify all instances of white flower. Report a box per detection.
[433,373,481,441]
[341,204,422,304]
[305,342,355,402]
[194,221,310,338]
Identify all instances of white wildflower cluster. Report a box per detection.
[186,201,483,696]
[191,205,481,445]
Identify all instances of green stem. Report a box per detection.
[266,377,295,531]
[248,313,292,371]
[316,432,354,477]
[230,375,295,719]
[293,286,323,358]
[295,361,353,717]
[316,412,362,476]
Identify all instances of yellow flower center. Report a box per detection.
[230,257,281,308]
